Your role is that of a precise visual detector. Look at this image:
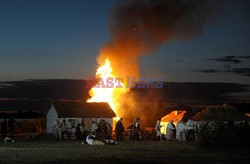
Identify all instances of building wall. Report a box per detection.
[46,104,114,133]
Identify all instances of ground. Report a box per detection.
[0,140,249,163]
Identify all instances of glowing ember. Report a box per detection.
[87,58,129,117]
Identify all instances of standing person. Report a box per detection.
[171,121,176,140]
[115,118,124,141]
[61,119,68,140]
[185,118,195,142]
[81,119,85,131]
[133,118,141,140]
[75,123,82,140]
[176,120,186,141]
[8,117,17,139]
[155,119,163,141]
[90,120,99,135]
[166,120,175,141]
[97,120,106,139]
[105,121,112,139]
[1,119,8,140]
[53,118,63,140]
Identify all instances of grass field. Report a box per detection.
[0,140,249,163]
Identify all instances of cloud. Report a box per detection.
[223,64,231,69]
[193,67,250,77]
[209,56,242,64]
[227,68,250,77]
[237,55,250,59]
[193,69,222,73]
[194,55,250,77]
[209,55,250,64]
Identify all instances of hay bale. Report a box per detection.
[193,105,249,121]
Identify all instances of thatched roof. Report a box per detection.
[52,101,116,118]
[192,105,249,121]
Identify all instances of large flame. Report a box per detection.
[87,58,129,117]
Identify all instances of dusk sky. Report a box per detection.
[1,0,250,84]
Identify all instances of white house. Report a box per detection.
[46,101,116,133]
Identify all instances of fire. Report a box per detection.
[87,58,129,117]
[160,110,186,134]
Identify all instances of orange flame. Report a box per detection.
[160,110,186,134]
[87,58,129,117]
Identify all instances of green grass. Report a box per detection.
[0,140,249,163]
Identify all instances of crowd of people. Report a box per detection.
[3,116,191,143]
[115,117,142,141]
[53,118,85,140]
[156,118,196,142]
[90,117,143,142]
[90,119,112,139]
[2,116,248,145]
[53,118,113,140]
[114,117,196,142]
[91,117,249,144]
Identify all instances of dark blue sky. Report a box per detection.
[0,0,250,84]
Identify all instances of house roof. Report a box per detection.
[0,99,50,118]
[0,99,116,119]
[192,105,249,121]
[51,101,116,118]
[161,110,186,123]
[0,99,51,113]
[0,111,41,119]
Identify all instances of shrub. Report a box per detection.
[197,121,250,148]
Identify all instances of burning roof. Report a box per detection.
[161,110,186,123]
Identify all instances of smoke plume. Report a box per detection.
[93,0,224,126]
[97,0,224,78]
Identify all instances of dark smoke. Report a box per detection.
[98,0,224,78]
[110,0,223,54]
[95,0,224,125]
